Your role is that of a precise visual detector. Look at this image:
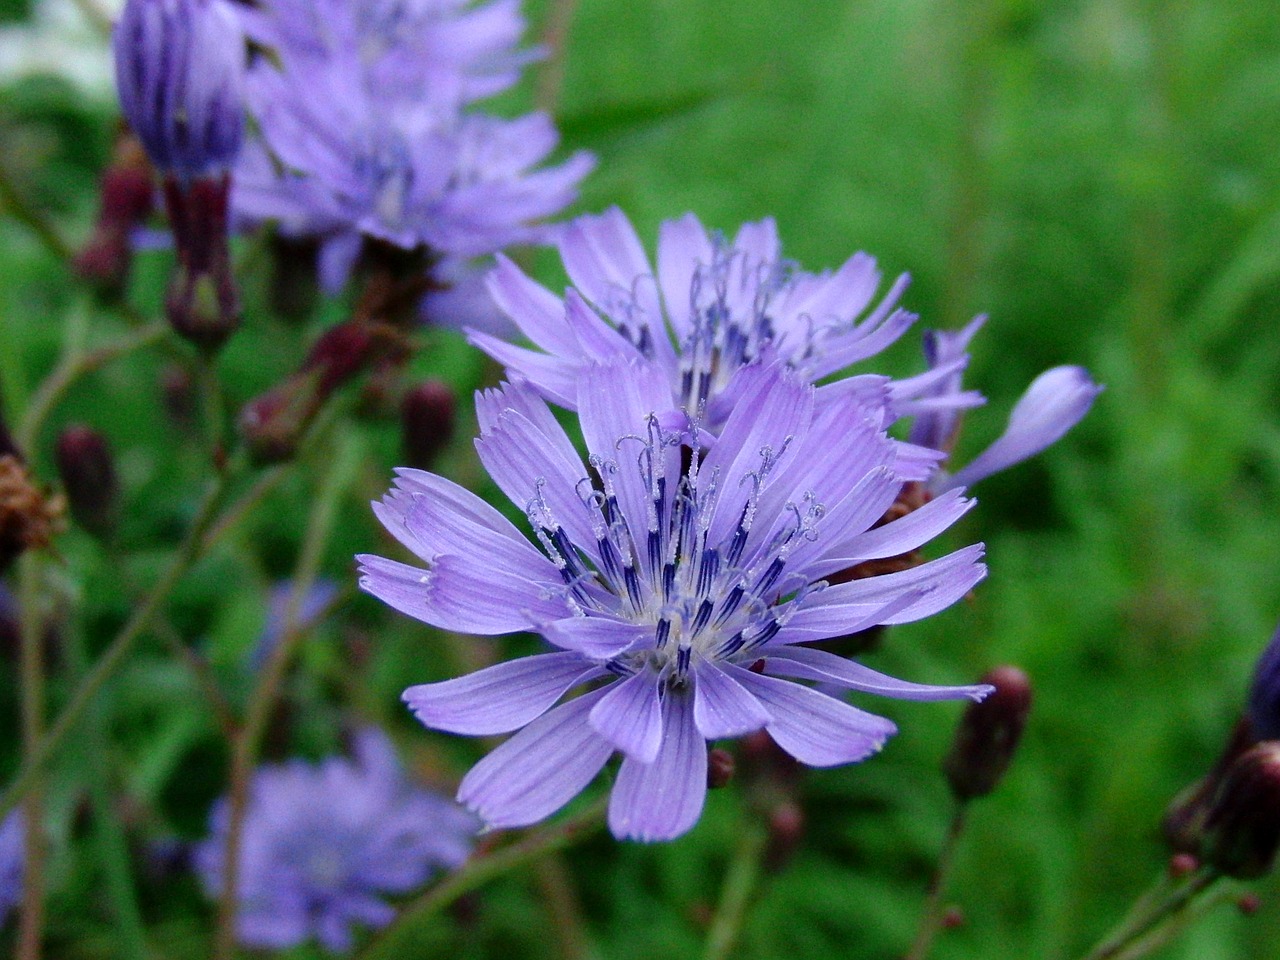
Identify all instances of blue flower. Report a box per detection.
[113,0,245,178]
[359,361,990,842]
[230,0,593,291]
[1249,623,1280,741]
[907,316,1103,491]
[0,810,22,927]
[195,729,476,953]
[469,207,1099,484]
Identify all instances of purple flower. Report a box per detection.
[359,361,991,842]
[0,810,22,927]
[230,0,593,291]
[113,0,245,178]
[252,578,340,668]
[908,316,1103,491]
[470,208,924,431]
[470,208,1100,484]
[195,729,475,952]
[1249,624,1280,741]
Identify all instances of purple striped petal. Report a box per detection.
[693,661,771,739]
[458,689,613,830]
[607,691,707,842]
[725,666,896,767]
[541,615,650,658]
[588,670,663,762]
[764,646,991,702]
[403,652,602,736]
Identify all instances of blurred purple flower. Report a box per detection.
[230,0,592,291]
[113,0,245,178]
[196,729,475,953]
[359,361,990,842]
[0,810,22,926]
[1249,623,1280,741]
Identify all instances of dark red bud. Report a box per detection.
[55,425,119,540]
[707,748,735,789]
[942,906,966,929]
[399,380,455,470]
[302,322,379,397]
[1238,894,1262,916]
[238,380,315,466]
[1168,852,1199,879]
[1201,742,1280,880]
[162,174,240,352]
[944,666,1033,801]
[73,136,154,292]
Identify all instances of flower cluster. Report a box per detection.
[230,0,594,292]
[196,730,475,952]
[360,206,1100,843]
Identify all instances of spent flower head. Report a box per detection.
[359,360,991,841]
[195,729,475,952]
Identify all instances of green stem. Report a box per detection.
[0,466,234,824]
[16,553,48,960]
[1077,867,1220,960]
[356,797,610,960]
[904,801,970,960]
[64,620,150,960]
[0,161,74,263]
[701,815,769,960]
[213,431,362,960]
[15,321,170,454]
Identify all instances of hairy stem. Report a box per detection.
[213,431,361,960]
[701,815,769,960]
[904,801,969,960]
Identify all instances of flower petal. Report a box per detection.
[588,670,664,762]
[403,652,603,736]
[693,661,771,740]
[541,615,650,659]
[458,688,613,830]
[607,691,707,842]
[764,646,991,702]
[724,666,896,767]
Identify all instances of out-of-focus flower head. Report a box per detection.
[0,810,23,926]
[231,0,593,293]
[196,728,475,953]
[113,0,246,179]
[471,207,1100,487]
[360,361,991,842]
[1248,622,1280,741]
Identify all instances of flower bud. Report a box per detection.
[113,0,245,180]
[55,426,120,540]
[400,381,455,470]
[763,800,804,873]
[707,748,735,790]
[73,134,155,293]
[162,175,240,351]
[944,665,1032,801]
[1248,624,1280,741]
[239,323,387,464]
[1201,742,1280,879]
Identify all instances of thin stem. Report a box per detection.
[0,467,233,824]
[701,816,769,960]
[1077,867,1220,960]
[153,616,238,742]
[16,320,170,454]
[64,619,150,960]
[213,431,362,960]
[195,356,227,467]
[1107,880,1235,960]
[904,801,970,960]
[17,553,48,960]
[0,161,74,263]
[534,0,581,113]
[356,797,610,960]
[533,855,592,960]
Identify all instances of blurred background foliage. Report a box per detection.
[2,0,1280,958]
